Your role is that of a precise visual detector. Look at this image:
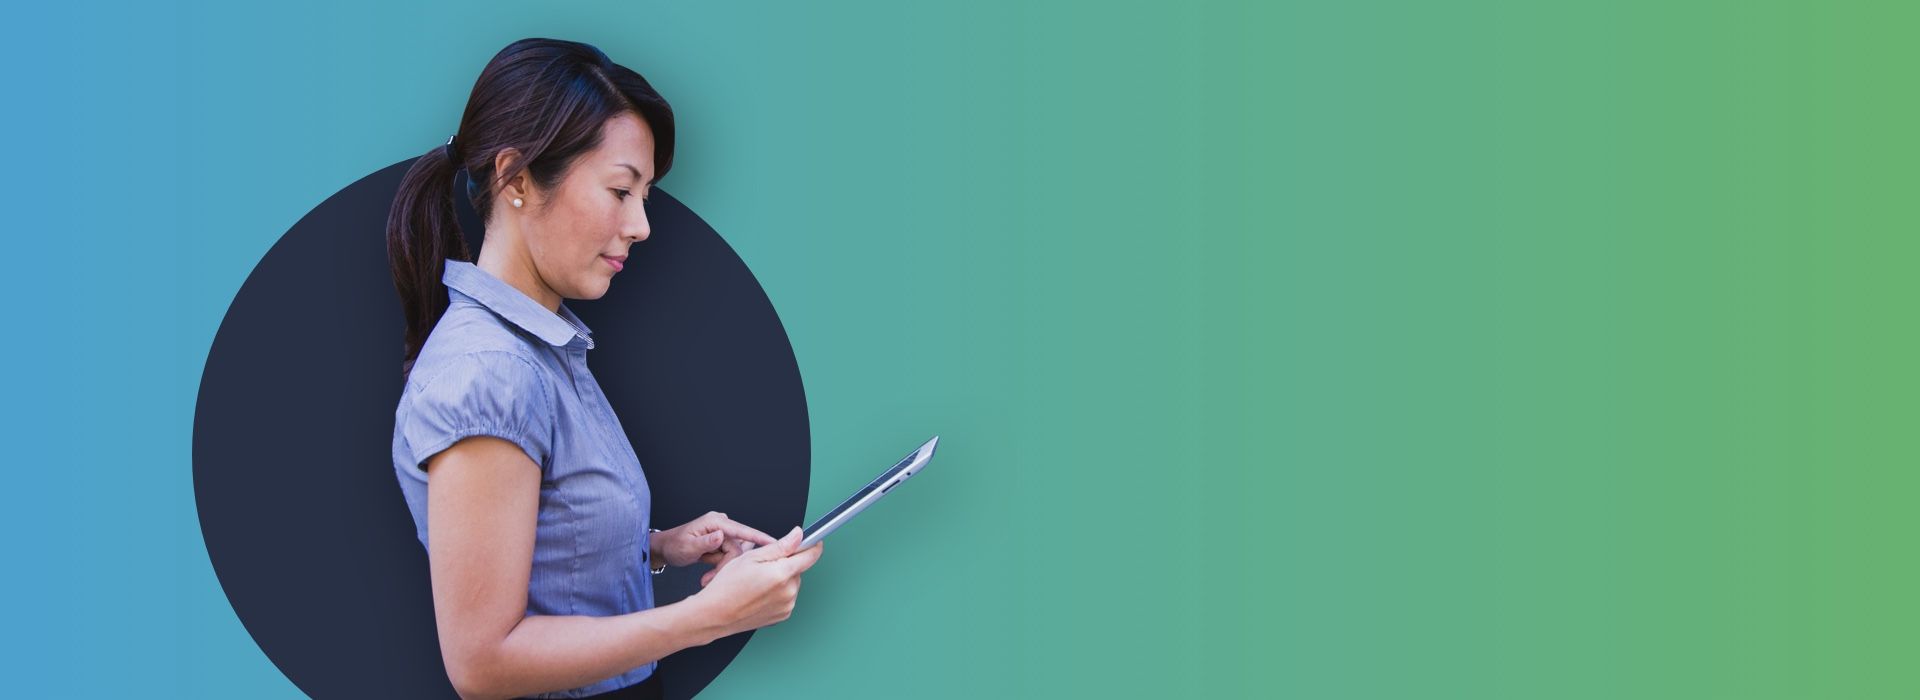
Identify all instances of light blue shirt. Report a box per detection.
[392,259,656,697]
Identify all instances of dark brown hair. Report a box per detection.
[386,38,675,379]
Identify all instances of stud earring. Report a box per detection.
[512,197,524,208]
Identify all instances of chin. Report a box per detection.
[577,278,613,300]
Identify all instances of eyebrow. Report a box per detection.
[613,162,651,184]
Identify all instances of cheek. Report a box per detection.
[554,201,619,290]
[526,211,593,287]
[548,200,602,256]
[567,195,622,246]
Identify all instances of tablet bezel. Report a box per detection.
[798,436,939,550]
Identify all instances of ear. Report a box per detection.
[492,147,529,201]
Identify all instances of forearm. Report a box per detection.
[452,597,726,700]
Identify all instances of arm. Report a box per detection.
[425,436,729,700]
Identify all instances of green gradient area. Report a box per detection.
[2,0,1915,697]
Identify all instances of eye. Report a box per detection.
[612,188,632,200]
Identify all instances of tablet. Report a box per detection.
[799,436,939,550]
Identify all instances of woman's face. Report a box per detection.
[513,112,657,302]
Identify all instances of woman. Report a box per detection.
[386,38,822,700]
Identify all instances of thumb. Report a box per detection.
[703,531,725,547]
[751,527,802,562]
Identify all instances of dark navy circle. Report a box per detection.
[193,159,810,699]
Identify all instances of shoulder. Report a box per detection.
[397,316,561,471]
[409,300,552,391]
[402,299,562,437]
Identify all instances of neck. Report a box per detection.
[475,241,562,313]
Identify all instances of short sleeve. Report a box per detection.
[402,351,556,473]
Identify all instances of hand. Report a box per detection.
[652,511,776,569]
[698,527,796,587]
[700,537,757,587]
[691,527,825,637]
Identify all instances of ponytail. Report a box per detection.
[386,139,472,381]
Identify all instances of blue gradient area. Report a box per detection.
[4,3,286,696]
[0,2,630,695]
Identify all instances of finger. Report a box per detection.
[700,540,738,564]
[753,528,803,562]
[708,546,748,581]
[785,541,825,575]
[704,538,747,564]
[781,526,803,551]
[748,545,786,563]
[701,568,717,587]
[711,519,777,546]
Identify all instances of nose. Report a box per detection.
[623,203,651,243]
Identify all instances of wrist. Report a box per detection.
[669,591,733,647]
[648,528,667,573]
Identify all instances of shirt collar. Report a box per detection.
[442,259,595,349]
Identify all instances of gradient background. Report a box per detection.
[4,0,1917,697]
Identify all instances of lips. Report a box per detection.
[602,254,626,272]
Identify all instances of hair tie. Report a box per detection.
[444,134,483,202]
